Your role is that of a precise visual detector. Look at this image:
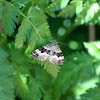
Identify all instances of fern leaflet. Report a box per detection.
[40,61,60,78]
[2,1,19,36]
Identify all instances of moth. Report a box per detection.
[31,42,64,65]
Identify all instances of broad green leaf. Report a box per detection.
[2,1,19,36]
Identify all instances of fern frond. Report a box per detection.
[50,51,95,99]
[75,2,99,24]
[15,18,32,48]
[84,41,100,59]
[28,29,38,52]
[47,0,70,11]
[15,74,42,100]
[16,7,51,50]
[13,0,30,7]
[17,1,32,24]
[88,2,100,24]
[40,61,60,78]
[29,23,51,52]
[0,48,15,100]
[2,1,19,36]
[81,83,100,100]
[57,1,83,18]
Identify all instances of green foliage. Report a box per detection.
[47,0,70,10]
[0,1,3,18]
[84,41,100,59]
[81,83,100,100]
[15,74,42,100]
[2,1,19,36]
[58,1,83,18]
[13,0,30,7]
[15,6,51,52]
[0,48,15,100]
[1,0,100,100]
[75,2,100,24]
[15,17,32,48]
[57,0,100,24]
[40,61,60,78]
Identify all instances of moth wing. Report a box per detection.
[49,54,64,65]
[31,45,51,61]
[31,42,64,65]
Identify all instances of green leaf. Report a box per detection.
[88,2,100,24]
[75,2,99,24]
[47,0,70,11]
[43,93,52,100]
[0,78,15,100]
[17,1,32,24]
[15,74,42,100]
[28,7,51,50]
[57,1,83,18]
[50,51,95,99]
[69,52,94,82]
[51,67,72,99]
[76,1,83,15]
[60,0,70,9]
[13,0,30,7]
[40,61,60,78]
[16,7,51,50]
[74,77,99,98]
[84,41,100,59]
[81,83,100,100]
[15,18,32,48]
[28,29,38,52]
[0,1,3,18]
[0,48,15,100]
[0,48,8,60]
[34,3,56,17]
[2,1,19,36]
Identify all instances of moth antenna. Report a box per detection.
[48,39,69,47]
[57,41,69,46]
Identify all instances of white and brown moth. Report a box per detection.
[31,42,64,65]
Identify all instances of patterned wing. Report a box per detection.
[48,43,64,65]
[31,42,64,65]
[31,46,50,61]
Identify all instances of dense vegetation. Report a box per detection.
[0,0,100,100]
